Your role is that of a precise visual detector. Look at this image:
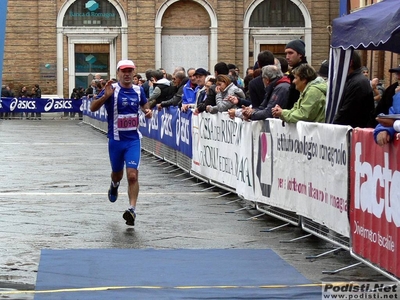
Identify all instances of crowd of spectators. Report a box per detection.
[2,40,400,144]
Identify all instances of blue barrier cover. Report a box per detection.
[83,99,192,158]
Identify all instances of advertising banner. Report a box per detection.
[296,122,350,237]
[253,119,350,236]
[0,97,83,113]
[139,107,192,158]
[351,128,400,277]
[192,113,254,193]
[254,119,299,212]
[83,97,107,122]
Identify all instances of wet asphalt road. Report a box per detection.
[0,117,387,299]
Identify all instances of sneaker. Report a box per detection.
[123,208,136,226]
[108,182,119,202]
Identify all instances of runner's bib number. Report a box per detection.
[117,114,138,131]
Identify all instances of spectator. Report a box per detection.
[370,64,400,127]
[206,74,245,114]
[147,69,176,109]
[1,84,12,119]
[156,70,189,110]
[86,80,97,98]
[181,68,198,112]
[373,86,400,146]
[362,66,382,105]
[191,68,209,111]
[18,86,29,119]
[333,51,374,128]
[272,64,326,123]
[194,75,216,115]
[69,88,80,119]
[241,65,290,121]
[34,84,42,120]
[246,67,254,77]
[94,73,102,81]
[159,68,167,78]
[318,60,329,81]
[248,50,275,109]
[133,74,142,86]
[182,68,208,112]
[277,57,289,74]
[285,39,308,109]
[243,73,253,99]
[141,69,154,98]
[195,62,229,114]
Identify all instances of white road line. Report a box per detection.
[0,143,106,145]
[0,192,217,196]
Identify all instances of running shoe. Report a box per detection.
[123,208,136,226]
[108,182,119,202]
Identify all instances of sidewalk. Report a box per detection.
[0,119,387,299]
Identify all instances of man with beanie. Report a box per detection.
[285,39,308,109]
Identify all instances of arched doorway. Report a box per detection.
[155,0,218,73]
[56,0,128,97]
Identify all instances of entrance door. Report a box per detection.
[260,44,286,58]
[74,44,109,89]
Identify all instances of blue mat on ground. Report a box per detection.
[34,248,321,299]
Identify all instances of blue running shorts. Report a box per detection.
[108,138,141,172]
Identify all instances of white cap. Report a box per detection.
[117,59,136,70]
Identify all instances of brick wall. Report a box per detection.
[1,0,343,96]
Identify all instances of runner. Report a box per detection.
[90,59,152,226]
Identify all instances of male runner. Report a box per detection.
[90,59,152,226]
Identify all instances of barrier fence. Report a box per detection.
[6,96,396,282]
[82,98,399,281]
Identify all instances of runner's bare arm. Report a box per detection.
[141,102,152,119]
[90,80,114,112]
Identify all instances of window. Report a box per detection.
[249,0,305,27]
[63,0,121,27]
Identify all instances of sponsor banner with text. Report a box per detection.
[254,119,350,237]
[192,113,254,195]
[84,97,107,121]
[0,97,83,113]
[351,128,400,277]
[139,107,192,158]
[296,122,350,237]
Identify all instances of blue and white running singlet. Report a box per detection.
[98,83,148,141]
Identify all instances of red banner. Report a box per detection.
[351,128,400,277]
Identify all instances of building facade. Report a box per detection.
[3,0,338,97]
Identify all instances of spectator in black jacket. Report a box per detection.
[34,84,42,120]
[333,51,374,128]
[248,50,275,109]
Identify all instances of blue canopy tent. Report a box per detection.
[325,0,400,123]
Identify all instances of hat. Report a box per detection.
[318,60,329,78]
[389,64,400,73]
[117,59,136,70]
[285,39,306,56]
[193,68,209,76]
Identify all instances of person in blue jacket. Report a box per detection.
[374,86,400,146]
